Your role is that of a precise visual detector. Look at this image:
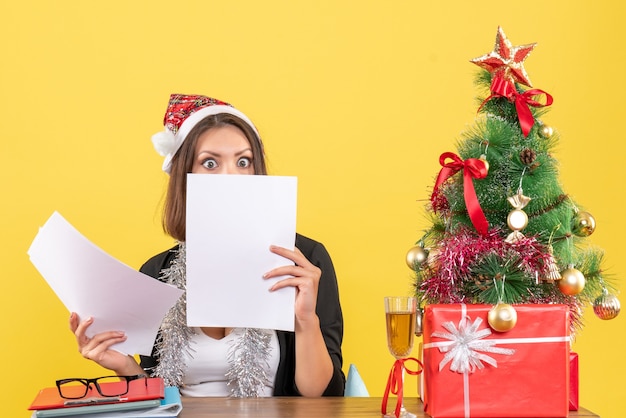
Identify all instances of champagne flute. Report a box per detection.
[384,296,417,418]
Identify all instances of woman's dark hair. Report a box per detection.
[163,113,267,241]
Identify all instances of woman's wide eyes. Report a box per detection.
[200,157,251,170]
[201,158,218,169]
[237,157,252,168]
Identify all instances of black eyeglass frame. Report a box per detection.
[55,374,148,399]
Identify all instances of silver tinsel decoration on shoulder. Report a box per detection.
[226,328,273,397]
[152,242,274,397]
[153,242,196,388]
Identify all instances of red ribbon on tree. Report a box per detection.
[482,75,553,137]
[512,88,553,137]
[381,357,423,418]
[431,152,489,236]
[490,75,517,98]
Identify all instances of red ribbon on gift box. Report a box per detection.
[381,357,423,418]
[431,152,489,236]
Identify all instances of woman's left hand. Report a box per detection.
[264,244,335,396]
[263,245,320,322]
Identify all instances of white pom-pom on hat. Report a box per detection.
[151,128,177,157]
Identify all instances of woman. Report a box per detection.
[70,94,344,397]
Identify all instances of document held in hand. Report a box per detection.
[28,212,184,355]
[186,174,297,331]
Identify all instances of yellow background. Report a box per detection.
[2,1,624,417]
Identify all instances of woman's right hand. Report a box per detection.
[69,312,140,375]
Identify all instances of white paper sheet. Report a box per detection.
[186,174,297,331]
[27,212,184,355]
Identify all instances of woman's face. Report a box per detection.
[191,125,255,175]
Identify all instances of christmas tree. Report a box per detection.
[408,26,620,334]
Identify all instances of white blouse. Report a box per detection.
[180,328,280,397]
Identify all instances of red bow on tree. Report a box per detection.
[512,88,553,137]
[431,152,489,236]
[484,75,553,137]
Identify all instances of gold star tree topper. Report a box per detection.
[471,26,536,89]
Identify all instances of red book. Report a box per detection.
[29,377,164,411]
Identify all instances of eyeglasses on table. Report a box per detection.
[55,374,148,399]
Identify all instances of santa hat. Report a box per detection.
[151,94,260,173]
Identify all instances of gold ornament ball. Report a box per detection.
[507,209,528,231]
[538,124,553,139]
[558,268,586,295]
[572,211,596,237]
[488,303,518,332]
[593,292,621,320]
[406,246,429,269]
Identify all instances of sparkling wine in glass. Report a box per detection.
[384,296,417,418]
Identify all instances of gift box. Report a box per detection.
[422,304,570,418]
[569,352,579,411]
